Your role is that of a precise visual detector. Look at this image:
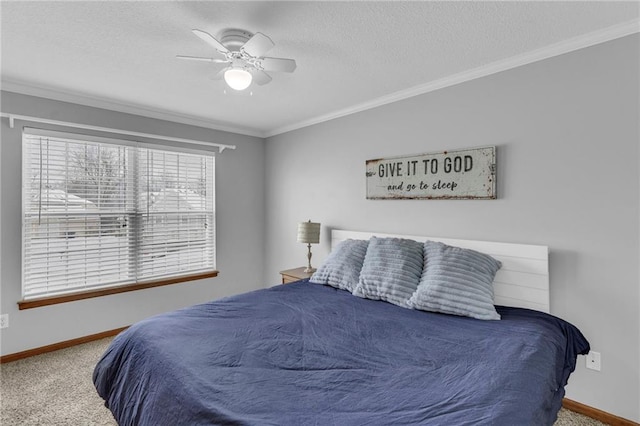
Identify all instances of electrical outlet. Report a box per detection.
[586,351,601,371]
[0,314,8,329]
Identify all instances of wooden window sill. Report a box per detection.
[17,270,219,310]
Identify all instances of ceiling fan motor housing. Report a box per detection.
[218,29,253,52]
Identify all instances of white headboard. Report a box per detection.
[332,230,550,313]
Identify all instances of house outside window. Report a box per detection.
[22,129,216,306]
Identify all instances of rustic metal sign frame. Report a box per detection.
[366,146,496,200]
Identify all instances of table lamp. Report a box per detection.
[297,220,321,273]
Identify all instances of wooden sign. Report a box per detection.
[366,146,496,200]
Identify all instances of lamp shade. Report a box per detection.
[224,68,252,91]
[297,221,320,244]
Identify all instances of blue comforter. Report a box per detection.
[94,281,589,425]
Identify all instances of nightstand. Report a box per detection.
[279,267,314,284]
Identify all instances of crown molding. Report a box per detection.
[265,19,640,137]
[0,80,265,138]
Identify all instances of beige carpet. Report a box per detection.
[1,337,606,425]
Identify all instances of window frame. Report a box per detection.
[17,270,218,310]
[20,128,218,310]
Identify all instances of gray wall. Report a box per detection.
[0,91,266,355]
[265,35,639,421]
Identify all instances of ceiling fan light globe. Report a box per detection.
[224,68,252,91]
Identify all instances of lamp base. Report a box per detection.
[304,243,316,274]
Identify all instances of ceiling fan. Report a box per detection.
[177,28,297,91]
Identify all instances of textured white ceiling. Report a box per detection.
[1,1,638,137]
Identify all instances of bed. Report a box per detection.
[93,230,589,425]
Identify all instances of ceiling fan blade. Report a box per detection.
[259,57,297,73]
[250,69,272,86]
[176,55,229,63]
[192,29,229,54]
[241,32,274,57]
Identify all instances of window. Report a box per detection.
[22,129,216,307]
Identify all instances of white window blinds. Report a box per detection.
[22,130,215,300]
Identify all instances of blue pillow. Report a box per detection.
[352,237,424,308]
[407,241,502,320]
[310,239,369,292]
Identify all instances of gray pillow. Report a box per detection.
[352,237,424,308]
[407,240,502,320]
[310,239,369,292]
